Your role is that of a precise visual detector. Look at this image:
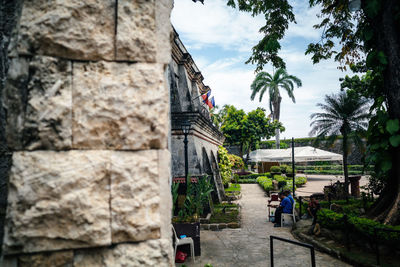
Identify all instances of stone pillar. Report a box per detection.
[349,176,361,198]
[2,1,174,266]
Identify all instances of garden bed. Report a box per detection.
[225,183,242,200]
[257,175,307,194]
[293,219,400,267]
[200,203,241,230]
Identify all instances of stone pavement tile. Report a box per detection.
[176,184,350,267]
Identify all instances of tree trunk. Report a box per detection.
[275,129,280,149]
[273,97,282,149]
[364,0,400,225]
[342,130,349,195]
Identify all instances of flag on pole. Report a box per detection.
[201,90,211,103]
[207,96,215,109]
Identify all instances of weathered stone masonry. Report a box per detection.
[168,30,225,203]
[2,1,174,266]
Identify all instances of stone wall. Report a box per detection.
[168,30,226,202]
[1,1,174,266]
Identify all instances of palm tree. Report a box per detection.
[250,68,302,148]
[309,91,370,195]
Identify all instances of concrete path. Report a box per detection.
[178,184,350,267]
[296,174,369,197]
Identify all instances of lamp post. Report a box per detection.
[181,120,191,193]
[292,137,295,196]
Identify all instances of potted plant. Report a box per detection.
[172,175,214,256]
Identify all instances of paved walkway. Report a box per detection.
[296,174,369,197]
[178,184,350,267]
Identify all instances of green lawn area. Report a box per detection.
[225,183,241,192]
[210,203,240,223]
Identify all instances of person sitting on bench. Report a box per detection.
[284,190,294,206]
[274,192,293,227]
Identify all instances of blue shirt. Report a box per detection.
[281,197,293,213]
[287,194,294,206]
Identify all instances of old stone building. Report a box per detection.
[1,1,174,266]
[168,30,225,203]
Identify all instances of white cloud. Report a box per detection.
[286,4,323,40]
[172,0,264,51]
[171,0,352,139]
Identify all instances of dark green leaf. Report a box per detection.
[389,135,400,147]
[386,119,400,135]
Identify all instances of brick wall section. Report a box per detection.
[1,1,174,266]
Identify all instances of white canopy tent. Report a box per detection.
[247,146,343,163]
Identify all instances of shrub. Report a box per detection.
[295,176,307,186]
[235,171,252,176]
[257,176,273,193]
[273,175,286,182]
[237,178,258,184]
[270,166,281,173]
[283,180,294,191]
[228,154,244,170]
[218,146,232,186]
[278,180,287,188]
[294,165,374,175]
[317,209,400,243]
[239,172,272,179]
[280,164,290,174]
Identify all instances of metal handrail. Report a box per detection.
[270,235,316,267]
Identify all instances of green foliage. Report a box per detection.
[225,183,241,192]
[294,176,307,186]
[283,180,293,191]
[220,105,284,156]
[250,68,302,123]
[228,154,244,170]
[237,178,258,184]
[171,182,180,214]
[318,209,400,243]
[256,176,273,193]
[218,146,232,186]
[176,175,214,223]
[280,164,291,174]
[310,90,369,193]
[209,203,239,223]
[273,175,285,182]
[270,166,281,173]
[295,165,373,175]
[236,172,271,179]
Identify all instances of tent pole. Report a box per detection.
[292,137,295,196]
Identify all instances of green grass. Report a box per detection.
[210,203,240,223]
[225,183,241,192]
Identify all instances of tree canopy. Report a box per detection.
[250,67,301,148]
[218,105,284,158]
[310,90,370,194]
[199,0,400,224]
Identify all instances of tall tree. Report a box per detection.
[250,68,301,148]
[210,105,229,130]
[220,105,283,159]
[194,0,400,224]
[310,91,370,195]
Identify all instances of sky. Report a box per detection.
[171,0,351,140]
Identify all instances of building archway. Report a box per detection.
[202,148,219,203]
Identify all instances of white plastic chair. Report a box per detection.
[281,200,296,226]
[172,225,195,262]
